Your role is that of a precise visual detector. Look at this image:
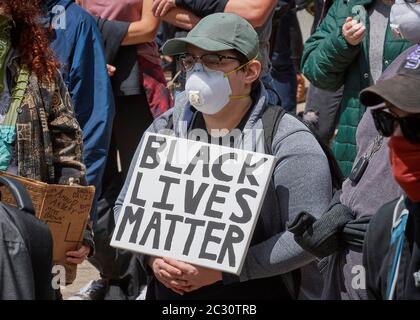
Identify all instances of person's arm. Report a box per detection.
[152,0,227,18]
[301,0,361,91]
[48,71,87,186]
[121,0,161,45]
[161,7,200,31]
[47,71,94,263]
[94,16,130,63]
[67,17,115,225]
[163,0,276,28]
[157,117,333,292]
[232,118,333,282]
[224,0,277,27]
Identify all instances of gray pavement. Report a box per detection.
[61,261,100,299]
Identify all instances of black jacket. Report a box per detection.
[363,197,420,300]
[175,0,228,17]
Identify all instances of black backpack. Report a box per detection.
[260,104,343,298]
[262,104,344,191]
[0,175,54,300]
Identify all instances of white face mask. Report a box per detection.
[185,63,249,115]
[390,0,420,44]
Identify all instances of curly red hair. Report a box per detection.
[1,0,58,82]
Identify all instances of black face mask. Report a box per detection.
[371,108,420,144]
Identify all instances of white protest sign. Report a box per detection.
[111,132,276,275]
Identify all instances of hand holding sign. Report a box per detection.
[149,256,222,295]
[162,257,223,293]
[66,245,91,265]
[149,256,186,295]
[0,172,95,284]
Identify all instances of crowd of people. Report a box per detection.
[0,0,419,300]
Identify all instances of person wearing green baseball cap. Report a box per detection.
[162,12,262,117]
[114,12,332,300]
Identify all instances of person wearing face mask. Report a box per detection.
[361,49,420,299]
[0,0,92,299]
[114,13,333,300]
[288,0,420,300]
[390,0,420,43]
[150,0,280,105]
[302,0,412,178]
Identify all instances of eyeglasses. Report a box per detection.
[403,0,418,3]
[371,108,420,144]
[178,53,242,72]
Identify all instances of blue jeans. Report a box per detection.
[269,11,297,113]
[270,62,297,112]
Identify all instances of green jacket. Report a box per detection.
[301,0,411,176]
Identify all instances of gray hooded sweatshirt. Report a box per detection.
[114,82,332,299]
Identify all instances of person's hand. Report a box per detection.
[162,257,223,293]
[342,17,366,46]
[107,64,116,77]
[66,245,91,265]
[149,256,186,295]
[152,0,176,17]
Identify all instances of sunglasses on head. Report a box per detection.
[371,108,420,144]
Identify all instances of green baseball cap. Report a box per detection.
[162,13,259,60]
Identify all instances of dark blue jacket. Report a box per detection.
[45,0,115,223]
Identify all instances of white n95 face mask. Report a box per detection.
[185,63,231,115]
[390,0,420,44]
[185,63,250,115]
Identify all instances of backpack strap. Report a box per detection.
[262,104,344,190]
[386,196,409,300]
[261,104,287,155]
[261,105,301,299]
[260,104,345,298]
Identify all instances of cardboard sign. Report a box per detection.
[0,172,95,284]
[111,133,276,275]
